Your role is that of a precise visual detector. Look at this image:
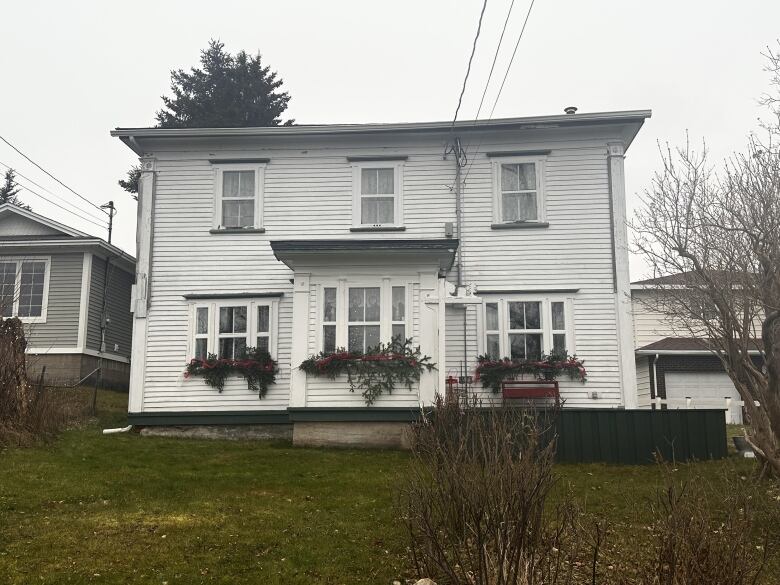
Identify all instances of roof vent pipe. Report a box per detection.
[564,106,578,115]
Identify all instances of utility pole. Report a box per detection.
[92,201,116,414]
[101,200,115,244]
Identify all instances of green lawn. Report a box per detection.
[0,391,776,584]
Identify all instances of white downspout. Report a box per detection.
[102,425,133,435]
[652,353,660,403]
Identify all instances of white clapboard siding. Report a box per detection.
[140,125,631,411]
[631,291,684,348]
[635,356,652,407]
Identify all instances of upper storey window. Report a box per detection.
[492,156,546,225]
[213,164,265,230]
[352,162,403,228]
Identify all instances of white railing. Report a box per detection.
[647,396,760,425]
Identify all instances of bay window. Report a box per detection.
[483,297,573,360]
[190,298,277,360]
[0,257,50,322]
[318,281,408,353]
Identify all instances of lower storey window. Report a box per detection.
[320,282,407,353]
[484,298,572,360]
[192,299,277,360]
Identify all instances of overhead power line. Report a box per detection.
[472,0,516,123]
[0,160,108,224]
[463,0,537,184]
[450,0,489,131]
[15,183,109,230]
[486,0,536,120]
[0,134,108,216]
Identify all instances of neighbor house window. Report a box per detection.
[191,299,277,361]
[484,297,573,359]
[493,157,545,223]
[0,257,50,322]
[214,164,264,229]
[318,282,407,352]
[352,163,403,227]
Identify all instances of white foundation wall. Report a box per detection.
[135,125,633,412]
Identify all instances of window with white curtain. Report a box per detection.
[492,156,545,224]
[348,287,381,352]
[0,257,50,322]
[483,297,573,360]
[322,287,337,353]
[352,162,403,227]
[213,164,264,229]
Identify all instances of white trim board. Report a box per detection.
[26,346,131,364]
[76,252,92,350]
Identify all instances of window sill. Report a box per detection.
[349,226,406,233]
[209,227,266,234]
[491,222,550,230]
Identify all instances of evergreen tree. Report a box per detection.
[0,169,30,209]
[120,40,293,195]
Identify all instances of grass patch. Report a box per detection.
[1,391,778,584]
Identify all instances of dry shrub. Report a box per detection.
[0,317,87,447]
[401,396,774,585]
[622,469,772,585]
[402,396,596,585]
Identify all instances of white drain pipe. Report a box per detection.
[102,425,133,435]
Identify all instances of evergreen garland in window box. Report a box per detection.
[184,347,278,397]
[475,353,587,393]
[299,338,436,406]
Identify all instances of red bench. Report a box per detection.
[501,380,560,406]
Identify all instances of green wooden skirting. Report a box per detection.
[549,409,727,464]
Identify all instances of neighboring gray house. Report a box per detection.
[0,204,135,389]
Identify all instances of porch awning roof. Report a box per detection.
[270,238,458,271]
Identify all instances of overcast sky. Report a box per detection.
[1,0,778,279]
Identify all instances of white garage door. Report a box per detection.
[666,372,743,424]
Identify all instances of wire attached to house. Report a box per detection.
[449,0,489,136]
[0,160,109,225]
[462,0,538,185]
[0,134,109,216]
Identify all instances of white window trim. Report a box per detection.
[0,255,51,324]
[351,161,404,228]
[187,297,279,361]
[480,294,575,359]
[317,278,409,352]
[491,155,547,224]
[212,163,266,230]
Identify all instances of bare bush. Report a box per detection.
[619,469,772,585]
[401,396,596,585]
[0,317,87,447]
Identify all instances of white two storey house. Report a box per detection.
[112,109,650,446]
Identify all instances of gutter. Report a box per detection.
[635,349,762,356]
[111,111,652,155]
